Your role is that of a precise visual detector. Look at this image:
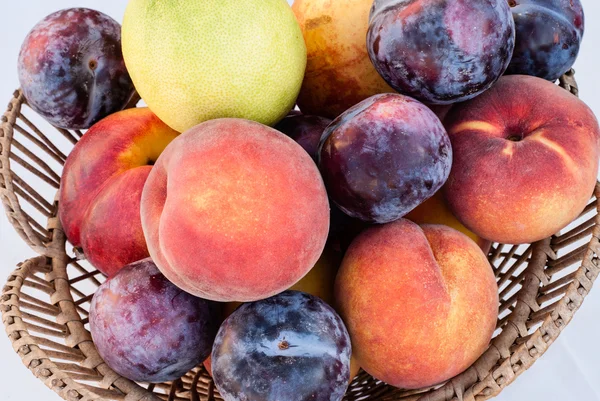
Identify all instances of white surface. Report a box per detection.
[1,1,600,400]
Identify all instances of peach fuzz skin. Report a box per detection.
[444,75,600,244]
[59,108,179,276]
[141,118,330,302]
[406,191,491,254]
[335,220,498,389]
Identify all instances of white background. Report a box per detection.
[1,1,600,400]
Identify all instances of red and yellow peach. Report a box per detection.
[335,220,498,389]
[59,108,179,276]
[444,75,600,244]
[141,118,330,302]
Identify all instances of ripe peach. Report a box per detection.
[59,108,179,276]
[335,220,498,389]
[406,191,491,254]
[141,119,330,302]
[292,0,395,119]
[444,75,600,244]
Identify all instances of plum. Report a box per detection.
[318,93,452,224]
[18,8,134,129]
[89,258,218,383]
[506,0,584,81]
[367,0,515,104]
[329,205,369,254]
[275,114,332,161]
[212,291,351,401]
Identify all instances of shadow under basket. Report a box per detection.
[2,70,600,401]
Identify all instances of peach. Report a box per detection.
[141,119,330,302]
[292,0,395,119]
[335,220,498,389]
[59,108,179,276]
[444,75,600,244]
[406,191,492,254]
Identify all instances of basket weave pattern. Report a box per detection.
[2,71,600,401]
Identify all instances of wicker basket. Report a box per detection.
[1,70,599,401]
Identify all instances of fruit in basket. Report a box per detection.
[292,0,395,119]
[275,114,332,161]
[17,8,134,130]
[367,0,515,104]
[319,93,452,224]
[506,0,584,81]
[90,258,218,383]
[335,220,498,389]
[59,108,179,276]
[406,191,492,254]
[212,291,351,401]
[121,0,306,132]
[444,75,600,244]
[141,119,329,302]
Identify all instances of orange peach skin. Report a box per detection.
[335,220,498,389]
[406,191,491,254]
[59,108,179,276]
[444,75,600,244]
[292,0,395,119]
[141,118,330,302]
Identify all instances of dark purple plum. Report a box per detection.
[319,93,452,224]
[212,291,351,401]
[329,204,370,254]
[506,0,584,81]
[89,258,218,383]
[367,0,515,104]
[275,114,332,161]
[18,8,135,129]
